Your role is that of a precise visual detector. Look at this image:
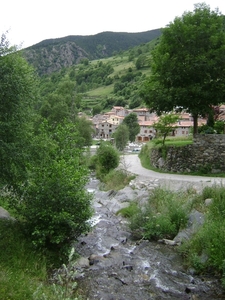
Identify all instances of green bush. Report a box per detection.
[9,123,93,253]
[116,202,138,218]
[129,187,189,240]
[0,220,82,299]
[102,169,135,191]
[179,186,225,283]
[93,142,119,179]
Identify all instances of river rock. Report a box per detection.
[205,198,213,206]
[174,209,205,244]
[0,206,15,221]
[72,175,224,299]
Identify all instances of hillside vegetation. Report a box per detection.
[37,38,158,117]
[22,29,162,75]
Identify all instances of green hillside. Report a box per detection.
[22,29,162,75]
[38,38,157,116]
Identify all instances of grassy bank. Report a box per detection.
[0,219,81,300]
[118,185,225,287]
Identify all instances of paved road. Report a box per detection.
[121,154,225,191]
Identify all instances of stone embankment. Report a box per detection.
[151,134,225,173]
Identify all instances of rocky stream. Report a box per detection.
[71,173,225,300]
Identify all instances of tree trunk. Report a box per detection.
[193,114,198,135]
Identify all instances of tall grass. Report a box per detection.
[101,169,135,191]
[122,184,225,285]
[0,220,81,299]
[126,187,192,240]
[179,185,225,282]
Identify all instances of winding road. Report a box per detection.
[121,154,225,191]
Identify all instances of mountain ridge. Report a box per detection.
[22,29,162,75]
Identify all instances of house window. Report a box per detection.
[109,124,112,128]
[182,131,185,134]
[144,130,147,133]
[149,130,152,133]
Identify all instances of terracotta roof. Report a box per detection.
[139,121,155,126]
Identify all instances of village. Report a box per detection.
[89,106,211,142]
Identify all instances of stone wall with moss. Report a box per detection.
[150,134,225,173]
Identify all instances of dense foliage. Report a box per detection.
[90,142,120,179]
[140,3,225,134]
[153,113,180,145]
[0,35,93,257]
[114,124,129,151]
[0,34,37,187]
[179,186,225,285]
[9,123,93,250]
[124,187,190,240]
[122,113,140,142]
[23,29,162,75]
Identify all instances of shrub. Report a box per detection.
[116,202,139,218]
[9,123,93,254]
[179,186,225,283]
[102,169,135,191]
[129,187,189,240]
[94,143,119,179]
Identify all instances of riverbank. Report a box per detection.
[70,172,225,299]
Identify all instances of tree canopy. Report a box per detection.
[114,124,129,151]
[0,34,37,186]
[140,3,225,134]
[123,112,140,142]
[0,34,93,255]
[153,113,180,145]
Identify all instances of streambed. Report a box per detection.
[73,177,225,300]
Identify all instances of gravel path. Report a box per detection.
[121,154,225,192]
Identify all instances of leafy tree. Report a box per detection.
[198,124,215,134]
[114,124,129,151]
[206,108,215,128]
[135,54,149,70]
[153,113,180,145]
[75,116,94,147]
[129,95,142,109]
[95,143,119,176]
[140,3,225,134]
[10,122,93,250]
[39,79,80,126]
[123,113,140,142]
[214,120,224,133]
[0,33,37,186]
[92,104,103,116]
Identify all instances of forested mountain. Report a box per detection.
[22,29,162,75]
[37,37,158,119]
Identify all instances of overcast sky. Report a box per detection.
[2,0,225,48]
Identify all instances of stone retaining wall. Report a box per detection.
[150,134,225,173]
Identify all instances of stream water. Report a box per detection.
[72,178,225,300]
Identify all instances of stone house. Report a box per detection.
[92,106,207,141]
[132,108,152,122]
[111,106,130,117]
[136,120,156,142]
[108,115,124,125]
[95,120,118,139]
